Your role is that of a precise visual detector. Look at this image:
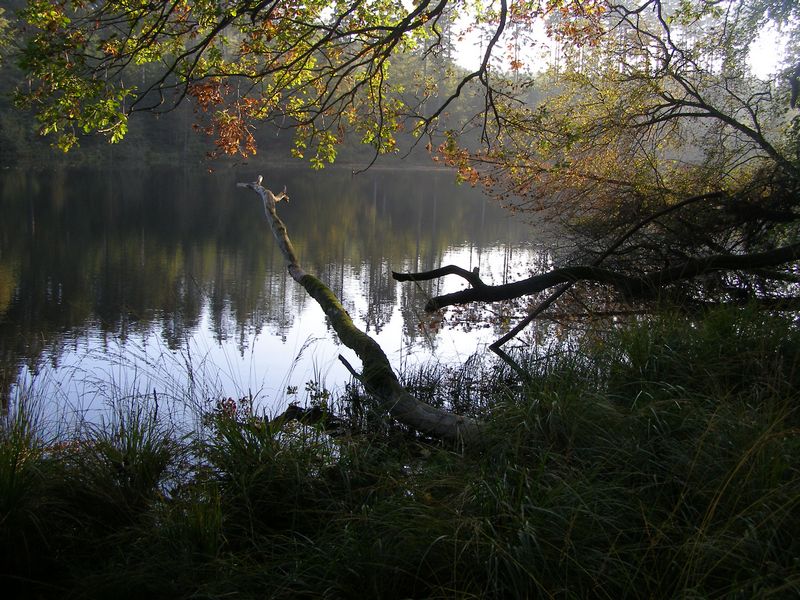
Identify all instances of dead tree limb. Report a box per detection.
[395,192,733,380]
[238,179,482,444]
[396,243,800,312]
[393,186,800,381]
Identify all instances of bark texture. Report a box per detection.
[238,180,482,444]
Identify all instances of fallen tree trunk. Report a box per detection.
[237,179,482,444]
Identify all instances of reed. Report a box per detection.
[1,306,798,598]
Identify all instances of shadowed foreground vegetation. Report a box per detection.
[1,307,799,599]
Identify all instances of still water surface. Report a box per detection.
[0,165,544,418]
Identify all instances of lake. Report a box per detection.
[0,165,551,421]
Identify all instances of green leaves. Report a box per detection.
[1,1,460,164]
[10,0,437,161]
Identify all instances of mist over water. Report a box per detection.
[0,165,548,419]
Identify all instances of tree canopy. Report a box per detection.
[430,1,800,325]
[12,0,479,160]
[8,1,800,177]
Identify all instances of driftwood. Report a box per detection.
[238,179,481,444]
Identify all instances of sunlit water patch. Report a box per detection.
[11,242,542,421]
[1,165,555,422]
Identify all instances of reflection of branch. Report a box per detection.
[393,264,486,288]
[238,178,481,444]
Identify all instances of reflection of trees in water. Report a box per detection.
[0,166,534,404]
[362,259,395,334]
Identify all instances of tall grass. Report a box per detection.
[1,306,798,598]
[0,395,53,589]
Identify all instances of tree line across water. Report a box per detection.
[0,2,799,594]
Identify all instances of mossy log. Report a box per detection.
[238,179,482,444]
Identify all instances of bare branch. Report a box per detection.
[409,243,800,312]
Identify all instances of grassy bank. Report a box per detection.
[2,307,798,598]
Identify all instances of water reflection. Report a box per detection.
[0,165,541,413]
